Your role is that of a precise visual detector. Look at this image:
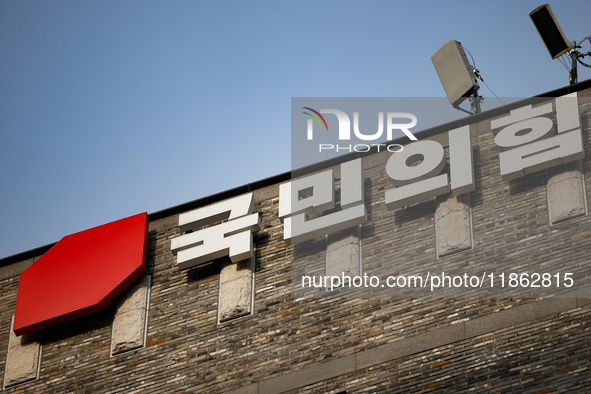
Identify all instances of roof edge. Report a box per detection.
[1,79,590,267]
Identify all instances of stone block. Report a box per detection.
[3,316,41,389]
[220,258,253,283]
[547,160,586,224]
[219,258,253,322]
[111,274,151,355]
[326,226,360,278]
[435,193,472,257]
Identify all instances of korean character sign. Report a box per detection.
[491,93,584,181]
[385,125,475,210]
[170,193,261,269]
[279,158,367,245]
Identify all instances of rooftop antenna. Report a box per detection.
[431,39,503,115]
[530,4,591,85]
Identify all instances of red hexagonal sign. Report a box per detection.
[14,212,149,336]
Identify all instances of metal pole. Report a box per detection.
[470,91,481,115]
[570,41,578,85]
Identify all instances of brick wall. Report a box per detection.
[0,87,590,393]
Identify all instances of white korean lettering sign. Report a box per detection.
[167,95,587,301]
[279,158,367,244]
[385,125,474,209]
[170,193,260,269]
[492,93,584,180]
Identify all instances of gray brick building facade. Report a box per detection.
[1,81,591,393]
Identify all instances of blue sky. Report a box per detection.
[1,0,590,259]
